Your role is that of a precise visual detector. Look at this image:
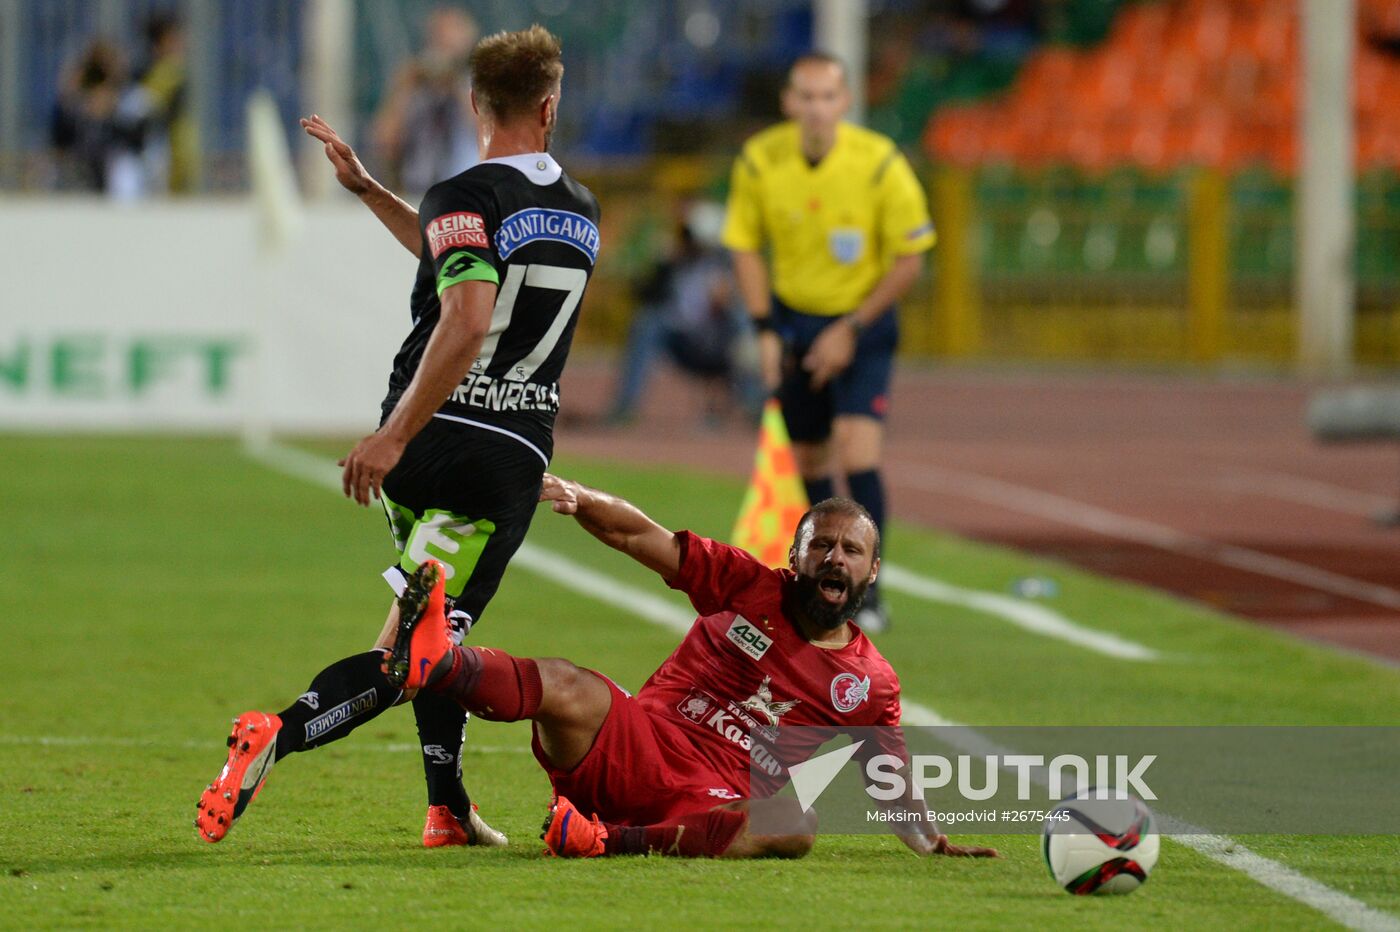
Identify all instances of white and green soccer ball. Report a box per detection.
[1042,791,1159,895]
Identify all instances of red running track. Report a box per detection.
[555,357,1400,663]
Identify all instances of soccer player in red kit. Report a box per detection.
[373,475,1000,859]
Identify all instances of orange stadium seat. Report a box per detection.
[923,0,1399,175]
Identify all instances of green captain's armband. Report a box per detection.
[437,250,500,295]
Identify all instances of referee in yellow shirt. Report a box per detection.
[722,52,935,633]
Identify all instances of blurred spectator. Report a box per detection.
[866,30,942,148]
[49,40,154,199]
[137,13,200,194]
[371,6,479,198]
[607,201,764,427]
[956,0,1042,59]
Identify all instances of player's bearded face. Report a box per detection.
[790,516,877,631]
[794,564,870,630]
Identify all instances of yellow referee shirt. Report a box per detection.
[721,121,935,316]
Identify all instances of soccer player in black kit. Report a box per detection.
[195,26,599,848]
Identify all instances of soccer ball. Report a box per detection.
[1042,791,1159,895]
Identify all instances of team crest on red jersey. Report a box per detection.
[427,211,489,258]
[678,690,714,723]
[830,672,871,713]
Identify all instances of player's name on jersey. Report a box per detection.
[494,208,600,263]
[449,372,560,413]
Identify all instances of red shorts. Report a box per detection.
[530,674,744,826]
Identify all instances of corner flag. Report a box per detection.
[732,399,809,568]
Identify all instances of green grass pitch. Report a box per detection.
[1,436,1397,928]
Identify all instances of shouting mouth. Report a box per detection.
[818,575,849,605]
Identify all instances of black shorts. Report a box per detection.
[773,297,898,444]
[379,417,546,623]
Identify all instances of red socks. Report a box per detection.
[602,806,747,858]
[430,647,542,722]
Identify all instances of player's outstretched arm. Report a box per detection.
[300,114,423,258]
[540,475,682,581]
[863,742,999,859]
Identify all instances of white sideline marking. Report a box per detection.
[895,462,1400,612]
[244,440,1397,930]
[1170,834,1400,932]
[1214,470,1396,518]
[881,564,1158,661]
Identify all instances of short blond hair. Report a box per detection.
[470,24,563,122]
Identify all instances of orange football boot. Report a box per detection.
[195,711,281,843]
[383,560,451,690]
[423,803,510,848]
[540,795,607,858]
[423,804,469,847]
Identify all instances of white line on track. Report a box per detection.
[880,564,1158,661]
[894,461,1400,613]
[1213,470,1397,518]
[241,440,1397,931]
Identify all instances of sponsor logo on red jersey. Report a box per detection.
[427,211,489,258]
[830,672,871,713]
[726,617,772,661]
[676,687,786,776]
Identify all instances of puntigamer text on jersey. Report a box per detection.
[494,208,600,262]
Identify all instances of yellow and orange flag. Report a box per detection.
[732,399,809,568]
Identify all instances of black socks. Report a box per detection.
[845,469,886,534]
[412,690,472,818]
[273,651,402,761]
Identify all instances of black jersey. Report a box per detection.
[382,153,600,463]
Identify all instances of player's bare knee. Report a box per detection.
[725,799,816,858]
[535,658,608,718]
[725,830,814,859]
[536,657,586,695]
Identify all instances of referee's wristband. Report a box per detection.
[751,316,776,334]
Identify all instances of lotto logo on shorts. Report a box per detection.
[427,211,489,257]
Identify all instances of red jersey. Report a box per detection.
[635,532,902,790]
